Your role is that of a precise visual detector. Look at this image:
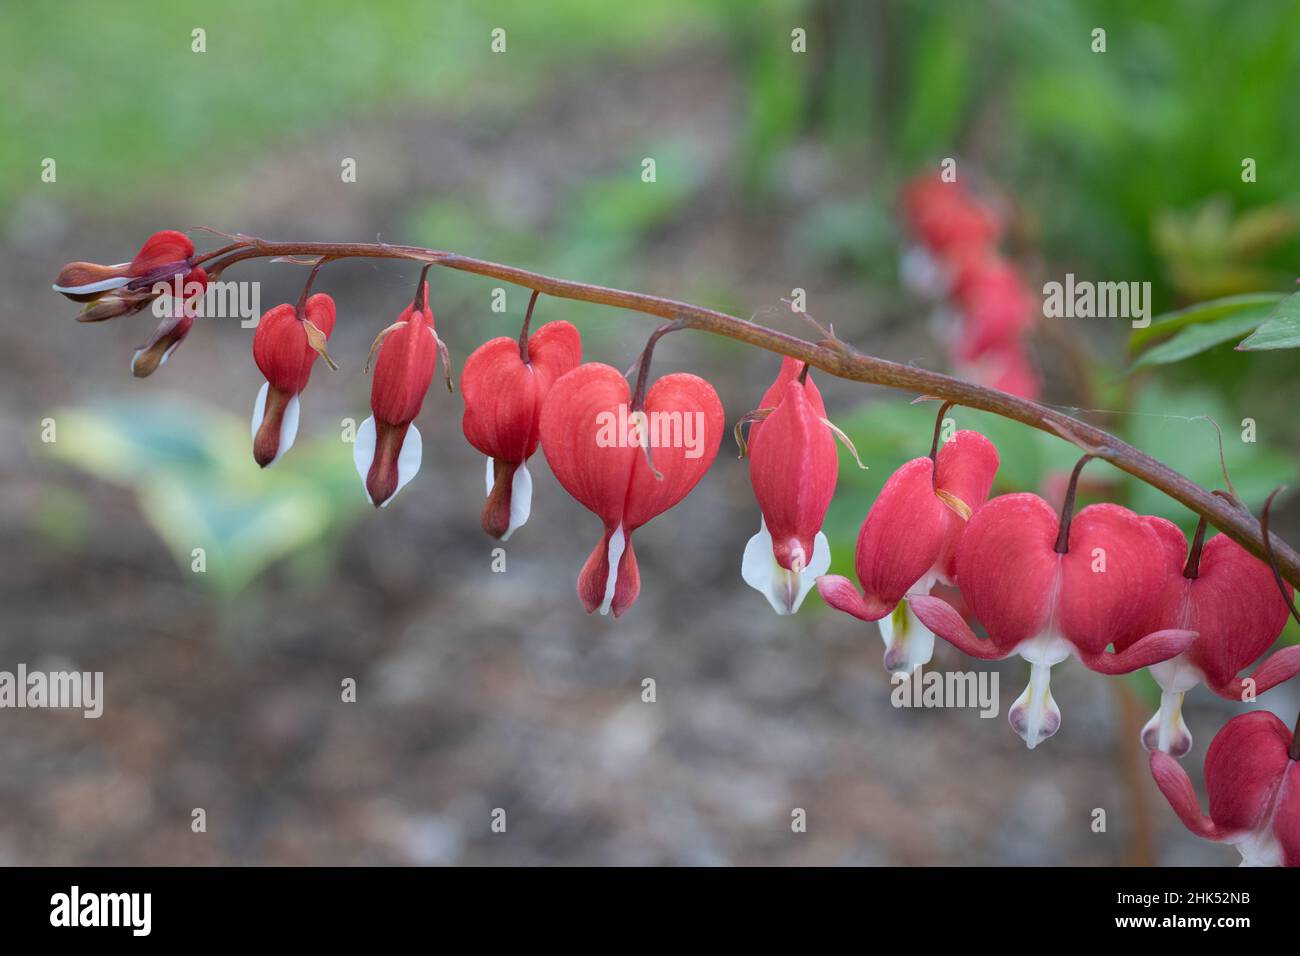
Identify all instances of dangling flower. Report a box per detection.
[949,254,1035,364]
[129,266,208,378]
[816,424,998,675]
[910,458,1197,748]
[461,294,581,540]
[739,358,839,615]
[898,174,1002,279]
[250,291,337,468]
[53,230,204,322]
[538,362,723,617]
[354,270,451,507]
[1150,711,1300,866]
[1121,515,1298,757]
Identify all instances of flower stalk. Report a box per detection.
[168,233,1300,587]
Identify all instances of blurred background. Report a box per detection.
[2,0,1299,865]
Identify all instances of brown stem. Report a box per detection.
[295,257,329,317]
[519,289,540,364]
[1054,454,1095,554]
[191,235,1300,586]
[929,400,956,464]
[1182,516,1209,579]
[412,262,432,314]
[630,319,687,412]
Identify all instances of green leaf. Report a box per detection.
[1131,308,1275,367]
[42,396,367,595]
[1237,291,1300,350]
[1129,292,1283,351]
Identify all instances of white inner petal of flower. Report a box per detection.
[599,525,627,616]
[740,517,830,615]
[879,597,937,676]
[1009,633,1071,750]
[1141,654,1203,757]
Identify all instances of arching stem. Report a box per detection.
[165,235,1300,586]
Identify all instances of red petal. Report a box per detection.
[1276,762,1300,867]
[461,320,581,464]
[528,321,582,382]
[1055,503,1164,654]
[815,575,889,622]
[1076,628,1195,675]
[931,429,999,579]
[1115,516,1189,653]
[951,493,1057,652]
[909,594,1010,660]
[1204,711,1292,834]
[1185,534,1295,691]
[851,458,950,615]
[462,338,543,462]
[371,316,437,426]
[129,230,194,274]
[621,372,724,531]
[755,357,827,418]
[951,258,1034,361]
[1208,644,1300,701]
[1149,750,1234,842]
[538,363,638,527]
[748,375,837,570]
[576,528,640,617]
[253,296,335,396]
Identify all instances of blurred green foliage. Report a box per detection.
[42,397,367,595]
[1,0,722,214]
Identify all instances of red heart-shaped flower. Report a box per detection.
[539,362,723,617]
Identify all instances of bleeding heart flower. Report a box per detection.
[949,255,1035,364]
[1120,516,1299,758]
[354,278,450,507]
[539,362,723,617]
[739,358,837,614]
[54,230,204,322]
[129,266,208,378]
[899,175,1002,263]
[910,490,1197,748]
[1151,711,1300,866]
[250,293,337,468]
[817,429,998,674]
[461,318,582,540]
